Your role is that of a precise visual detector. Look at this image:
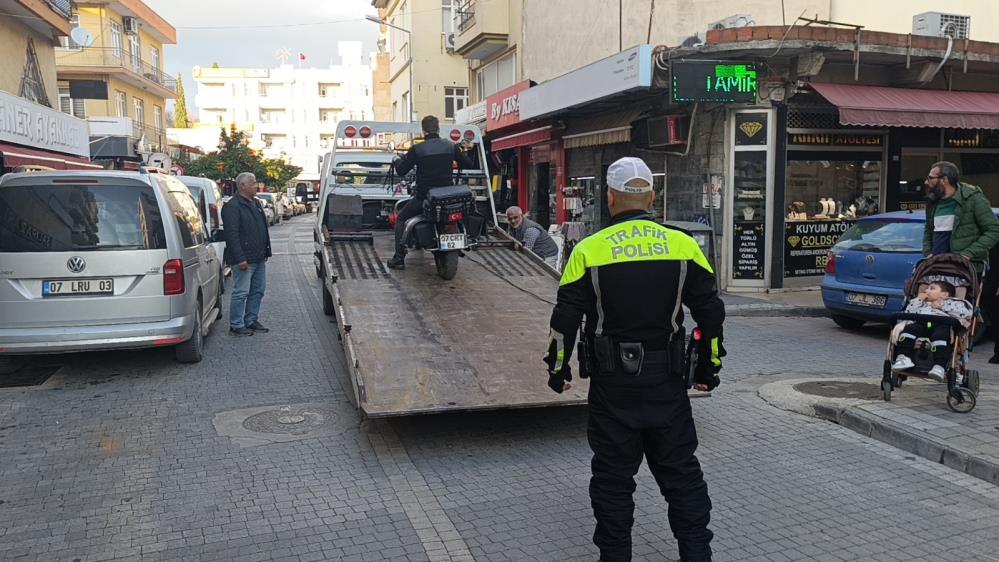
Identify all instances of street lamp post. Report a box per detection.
[365,14,414,123]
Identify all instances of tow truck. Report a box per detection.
[313,121,588,417]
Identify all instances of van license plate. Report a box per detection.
[846,292,886,308]
[43,279,114,296]
[439,234,466,250]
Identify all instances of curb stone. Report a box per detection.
[759,377,999,487]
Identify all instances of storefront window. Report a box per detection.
[898,151,937,211]
[942,152,999,204]
[732,150,767,281]
[785,157,881,220]
[565,176,599,233]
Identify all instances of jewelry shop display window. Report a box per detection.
[783,131,885,278]
[898,129,999,211]
[728,110,774,287]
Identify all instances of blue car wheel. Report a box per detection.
[831,314,866,330]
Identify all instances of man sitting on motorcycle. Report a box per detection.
[388,115,476,270]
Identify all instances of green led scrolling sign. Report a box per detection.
[671,61,758,103]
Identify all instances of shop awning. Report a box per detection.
[562,109,647,149]
[0,143,102,170]
[811,83,999,130]
[490,126,552,151]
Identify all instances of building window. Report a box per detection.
[151,46,160,74]
[475,51,516,100]
[153,106,163,131]
[392,101,398,121]
[116,91,127,117]
[128,33,141,72]
[58,87,86,118]
[444,87,467,119]
[110,21,123,59]
[133,97,145,125]
[318,83,340,97]
[442,0,454,34]
[392,1,410,61]
[401,92,409,121]
[320,109,339,122]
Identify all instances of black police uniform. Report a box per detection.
[390,133,475,260]
[545,210,725,562]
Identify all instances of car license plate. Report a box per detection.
[846,292,886,308]
[42,278,114,297]
[439,233,466,251]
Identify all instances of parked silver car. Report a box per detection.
[176,175,227,276]
[0,170,223,369]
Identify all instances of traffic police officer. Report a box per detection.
[544,157,725,562]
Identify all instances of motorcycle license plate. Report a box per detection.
[439,234,466,250]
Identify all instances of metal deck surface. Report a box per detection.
[327,231,588,416]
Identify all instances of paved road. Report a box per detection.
[2,217,999,562]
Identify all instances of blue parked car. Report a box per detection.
[822,209,999,331]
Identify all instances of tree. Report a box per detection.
[180,125,301,189]
[174,74,190,128]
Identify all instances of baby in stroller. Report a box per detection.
[892,280,973,381]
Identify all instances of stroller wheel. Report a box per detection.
[946,387,976,413]
[882,379,892,402]
[964,369,981,395]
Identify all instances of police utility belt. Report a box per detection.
[577,333,685,378]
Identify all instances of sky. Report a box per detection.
[143,0,380,121]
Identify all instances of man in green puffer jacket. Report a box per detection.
[922,161,999,270]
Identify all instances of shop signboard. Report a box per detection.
[0,89,89,157]
[455,100,486,125]
[486,80,531,131]
[787,132,883,147]
[784,219,856,277]
[518,45,652,121]
[733,221,765,279]
[672,61,758,104]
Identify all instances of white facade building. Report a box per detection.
[190,42,373,180]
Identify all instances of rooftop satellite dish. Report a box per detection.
[70,26,95,48]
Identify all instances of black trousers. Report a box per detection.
[587,363,712,562]
[897,322,951,365]
[393,198,423,258]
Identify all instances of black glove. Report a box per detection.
[694,334,726,391]
[543,332,572,394]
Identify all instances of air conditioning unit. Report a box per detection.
[123,16,139,35]
[913,12,970,39]
[444,33,456,53]
[646,115,689,147]
[707,14,754,31]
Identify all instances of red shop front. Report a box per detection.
[485,81,566,230]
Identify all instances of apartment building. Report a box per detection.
[54,0,176,168]
[372,0,469,123]
[0,0,95,172]
[189,42,373,180]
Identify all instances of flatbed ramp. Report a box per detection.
[327,231,588,417]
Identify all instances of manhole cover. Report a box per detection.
[793,380,882,400]
[0,366,59,389]
[241,407,334,436]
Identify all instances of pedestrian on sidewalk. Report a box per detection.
[506,205,559,269]
[923,161,999,268]
[544,157,725,562]
[222,172,272,337]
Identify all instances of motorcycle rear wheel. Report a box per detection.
[434,251,459,280]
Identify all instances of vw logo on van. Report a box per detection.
[66,256,86,273]
[865,255,875,266]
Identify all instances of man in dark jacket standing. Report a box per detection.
[922,161,999,266]
[222,172,272,336]
[387,115,475,269]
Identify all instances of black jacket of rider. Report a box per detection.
[393,133,474,199]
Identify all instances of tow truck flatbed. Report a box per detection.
[323,230,588,417]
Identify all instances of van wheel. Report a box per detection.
[322,283,334,315]
[832,314,865,330]
[175,299,204,363]
[0,356,25,375]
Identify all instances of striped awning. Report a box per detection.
[561,108,646,149]
[0,143,103,170]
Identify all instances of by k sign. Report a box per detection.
[486,80,531,132]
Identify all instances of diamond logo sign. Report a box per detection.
[787,236,801,248]
[739,121,763,138]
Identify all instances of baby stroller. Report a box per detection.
[882,254,982,413]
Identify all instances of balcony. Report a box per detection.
[453,0,509,60]
[55,47,177,99]
[133,122,165,152]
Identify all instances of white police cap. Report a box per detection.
[607,157,654,193]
